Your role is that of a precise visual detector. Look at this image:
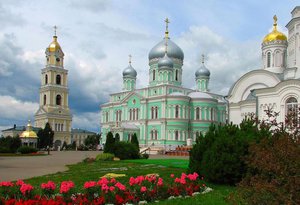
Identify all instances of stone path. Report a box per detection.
[0,151,100,182]
[0,151,188,182]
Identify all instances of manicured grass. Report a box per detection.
[125,158,189,169]
[23,159,235,205]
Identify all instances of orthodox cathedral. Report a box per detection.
[100,19,227,147]
[228,7,300,124]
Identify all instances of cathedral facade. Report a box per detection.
[228,7,300,124]
[34,32,72,147]
[100,20,227,147]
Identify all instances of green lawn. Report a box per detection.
[23,158,235,205]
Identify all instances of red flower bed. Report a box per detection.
[0,172,206,204]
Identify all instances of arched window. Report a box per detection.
[175,105,179,118]
[196,107,200,120]
[175,70,178,81]
[119,110,122,121]
[267,52,271,68]
[154,130,158,140]
[153,70,155,81]
[286,97,298,116]
[56,75,61,85]
[175,130,179,140]
[136,109,139,120]
[155,107,158,119]
[43,94,46,105]
[45,74,48,84]
[56,95,61,105]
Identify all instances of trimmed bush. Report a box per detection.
[130,133,139,149]
[95,153,115,161]
[0,147,11,153]
[104,132,115,154]
[141,153,149,159]
[189,118,270,185]
[17,146,38,154]
[113,141,139,160]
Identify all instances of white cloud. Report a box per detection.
[0,95,38,120]
[72,111,100,132]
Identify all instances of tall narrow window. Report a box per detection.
[154,130,158,140]
[45,74,48,84]
[106,112,109,122]
[267,52,271,68]
[56,75,61,85]
[151,130,153,140]
[151,107,154,119]
[153,70,155,81]
[129,109,132,120]
[196,107,200,120]
[56,95,61,105]
[175,131,178,140]
[136,109,139,120]
[286,97,298,126]
[155,107,158,119]
[175,105,179,118]
[116,111,118,122]
[175,70,178,81]
[119,110,122,121]
[133,109,135,120]
[43,95,46,105]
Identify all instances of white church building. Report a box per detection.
[228,6,300,124]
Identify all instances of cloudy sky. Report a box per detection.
[0,0,298,133]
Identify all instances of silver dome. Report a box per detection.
[195,64,210,78]
[149,37,184,60]
[123,65,137,77]
[158,53,173,70]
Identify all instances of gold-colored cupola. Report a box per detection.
[263,15,287,43]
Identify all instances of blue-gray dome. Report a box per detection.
[158,53,173,70]
[195,64,210,78]
[123,65,137,77]
[149,37,184,61]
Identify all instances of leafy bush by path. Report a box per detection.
[17,146,38,154]
[0,136,21,153]
[237,109,300,205]
[189,118,270,185]
[113,141,139,160]
[95,153,115,161]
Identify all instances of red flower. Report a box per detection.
[140,186,147,192]
[59,181,74,194]
[0,181,14,187]
[20,183,34,195]
[83,181,96,189]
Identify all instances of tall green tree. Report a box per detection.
[84,134,101,149]
[104,132,115,153]
[131,133,139,149]
[115,133,120,142]
[37,123,54,149]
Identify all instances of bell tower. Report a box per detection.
[35,26,72,146]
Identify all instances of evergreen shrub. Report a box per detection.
[17,146,38,154]
[113,141,139,160]
[104,132,115,154]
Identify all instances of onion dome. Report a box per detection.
[48,36,62,52]
[195,55,210,77]
[158,36,174,70]
[263,15,287,43]
[149,38,184,61]
[158,53,174,70]
[149,18,184,61]
[20,120,37,138]
[123,55,137,77]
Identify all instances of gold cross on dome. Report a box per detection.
[53,25,57,36]
[165,18,170,38]
[273,15,277,25]
[129,54,132,65]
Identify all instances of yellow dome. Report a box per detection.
[48,36,61,52]
[20,120,37,138]
[263,15,287,43]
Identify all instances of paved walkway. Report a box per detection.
[0,151,189,182]
[0,151,100,182]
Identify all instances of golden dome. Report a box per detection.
[20,120,37,138]
[263,15,287,43]
[48,36,61,52]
